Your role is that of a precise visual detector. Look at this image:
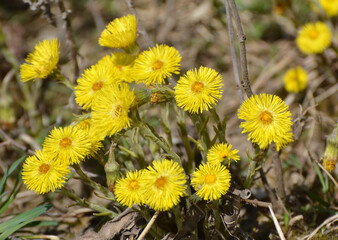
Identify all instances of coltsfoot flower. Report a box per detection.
[175,66,223,113]
[283,66,308,93]
[114,170,145,207]
[22,150,70,194]
[132,44,181,85]
[238,94,293,151]
[20,39,59,82]
[207,143,240,166]
[75,57,122,110]
[142,159,187,211]
[99,14,137,50]
[43,126,91,165]
[319,0,338,17]
[91,83,135,138]
[191,163,231,201]
[296,22,332,55]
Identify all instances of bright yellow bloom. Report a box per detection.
[75,57,122,110]
[175,66,223,113]
[91,83,135,138]
[238,94,293,151]
[99,14,137,49]
[191,163,231,201]
[20,39,59,82]
[74,117,104,157]
[296,22,332,55]
[207,143,240,166]
[283,66,308,93]
[132,44,181,85]
[319,0,338,17]
[43,126,91,165]
[22,150,70,194]
[115,170,144,207]
[99,53,136,83]
[142,159,187,211]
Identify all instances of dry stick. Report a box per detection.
[137,211,160,240]
[243,199,286,240]
[0,128,34,155]
[271,143,286,201]
[57,0,80,83]
[307,149,338,189]
[228,0,253,98]
[301,214,338,240]
[223,0,244,103]
[125,0,155,47]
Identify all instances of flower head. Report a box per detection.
[75,57,122,109]
[115,170,145,207]
[100,52,136,83]
[43,126,91,165]
[91,83,135,138]
[191,163,231,201]
[296,22,332,55]
[319,0,338,17]
[238,94,293,151]
[20,39,59,82]
[99,14,137,49]
[207,143,240,166]
[132,44,181,85]
[22,150,70,194]
[175,66,223,113]
[283,66,308,93]
[142,159,187,211]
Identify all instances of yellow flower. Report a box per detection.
[20,39,59,82]
[132,44,181,85]
[100,52,136,83]
[142,159,187,211]
[22,150,70,194]
[99,14,137,50]
[283,66,308,93]
[75,57,122,110]
[175,66,223,113]
[43,126,91,165]
[296,22,332,55]
[114,170,144,207]
[207,143,240,166]
[74,117,104,157]
[191,163,231,201]
[91,83,135,138]
[238,94,293,151]
[319,0,338,17]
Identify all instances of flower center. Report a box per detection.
[220,151,228,159]
[39,163,50,174]
[128,180,139,190]
[115,65,122,71]
[114,105,122,117]
[155,176,167,189]
[92,81,104,91]
[205,173,216,184]
[59,137,72,148]
[308,30,319,39]
[259,111,273,125]
[191,81,204,93]
[152,60,164,70]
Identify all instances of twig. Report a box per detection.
[243,199,286,240]
[307,149,338,189]
[0,128,34,155]
[228,0,253,98]
[56,0,80,83]
[125,0,154,47]
[223,0,244,103]
[137,211,160,240]
[271,143,286,200]
[300,214,338,240]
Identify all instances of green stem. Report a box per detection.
[210,108,226,143]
